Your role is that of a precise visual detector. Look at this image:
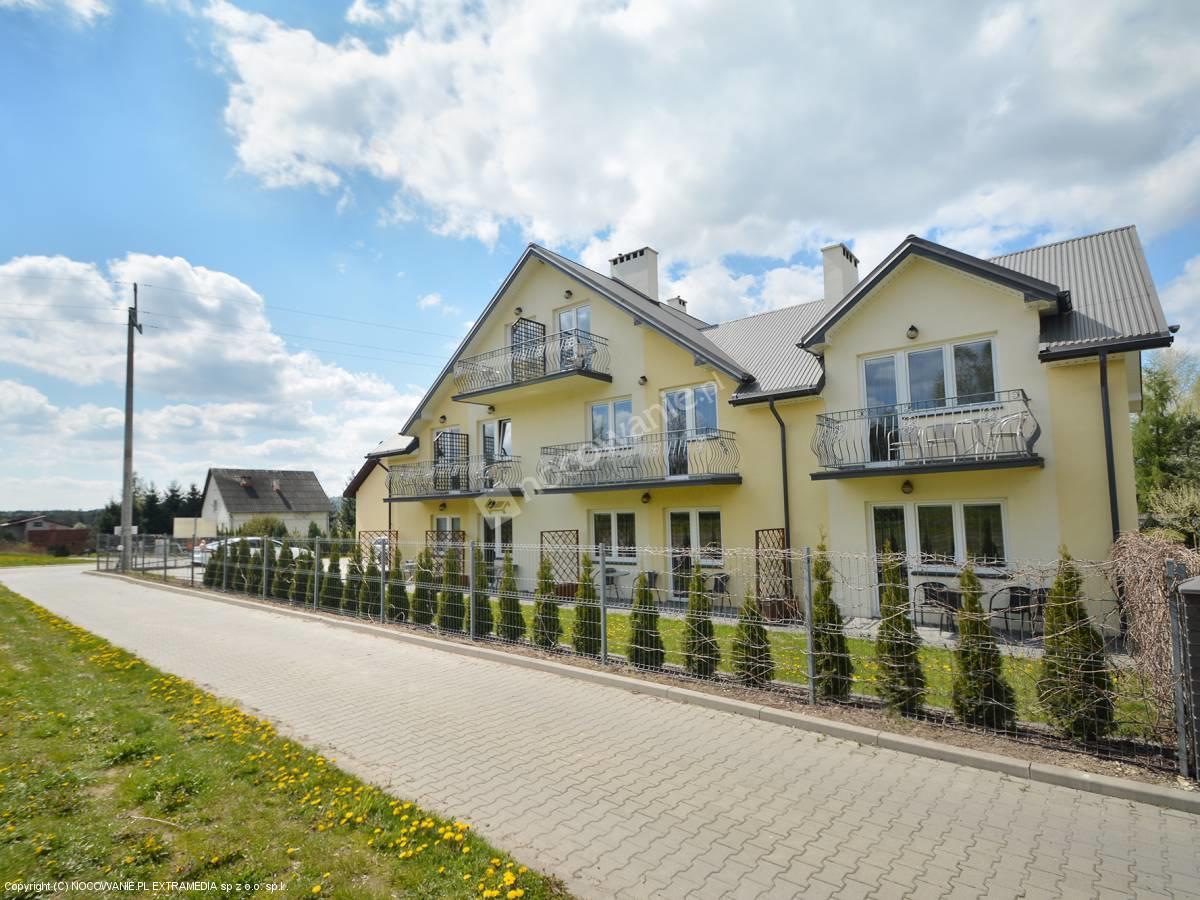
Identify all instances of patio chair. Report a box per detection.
[919,422,959,462]
[889,422,925,462]
[987,409,1030,458]
[987,585,1045,639]
[914,581,961,632]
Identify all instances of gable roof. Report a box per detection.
[398,243,753,436]
[704,300,833,403]
[203,468,329,516]
[989,226,1173,360]
[800,235,1066,348]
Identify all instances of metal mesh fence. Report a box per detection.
[96,533,1193,774]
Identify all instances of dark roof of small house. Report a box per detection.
[203,468,329,515]
[989,225,1174,359]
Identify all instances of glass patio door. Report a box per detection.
[480,515,513,578]
[664,384,717,477]
[864,356,899,463]
[556,305,591,369]
[668,511,693,598]
[871,505,909,614]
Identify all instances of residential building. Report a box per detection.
[201,468,330,535]
[347,226,1174,615]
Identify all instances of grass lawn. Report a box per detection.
[487,601,1154,739]
[0,553,89,568]
[0,584,568,899]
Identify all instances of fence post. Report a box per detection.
[380,541,387,623]
[313,540,321,610]
[221,541,227,592]
[468,540,478,638]
[1170,568,1197,780]
[599,543,608,665]
[803,546,816,705]
[261,542,267,600]
[162,537,168,583]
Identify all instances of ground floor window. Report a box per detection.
[480,515,513,566]
[433,515,462,535]
[870,501,1007,568]
[591,511,636,561]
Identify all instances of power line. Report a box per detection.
[0,314,159,327]
[0,272,128,286]
[140,282,462,339]
[0,300,125,313]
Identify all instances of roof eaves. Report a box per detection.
[1038,333,1175,362]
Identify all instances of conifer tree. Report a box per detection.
[203,543,221,588]
[1038,549,1115,741]
[290,552,311,605]
[811,541,853,700]
[732,589,774,686]
[684,569,720,677]
[572,553,601,656]
[386,546,409,622]
[951,566,1016,729]
[341,542,363,615]
[470,545,494,638]
[232,540,249,593]
[360,556,381,617]
[496,551,524,641]
[271,539,293,600]
[628,572,665,668]
[532,555,562,649]
[245,546,262,595]
[412,547,437,625]
[875,547,925,715]
[437,545,466,632]
[319,544,343,609]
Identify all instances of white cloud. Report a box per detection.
[0,0,110,25]
[417,292,441,310]
[1161,255,1200,351]
[0,252,424,509]
[203,0,1200,305]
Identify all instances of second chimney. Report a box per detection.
[609,247,659,300]
[821,242,860,303]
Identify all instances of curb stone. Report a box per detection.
[84,569,1200,816]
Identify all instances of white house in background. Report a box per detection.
[200,468,330,535]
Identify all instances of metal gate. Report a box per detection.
[540,529,579,599]
[511,317,546,382]
[755,527,796,621]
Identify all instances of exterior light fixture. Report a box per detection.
[641,492,651,504]
[439,415,447,424]
[638,375,648,385]
[487,405,495,414]
[514,306,523,316]
[438,502,447,511]
[906,325,919,340]
[564,289,573,299]
[901,479,914,494]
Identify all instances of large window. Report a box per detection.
[433,515,462,534]
[664,383,718,434]
[668,509,724,565]
[592,511,636,561]
[873,501,1007,568]
[589,398,633,444]
[480,419,512,458]
[863,338,996,409]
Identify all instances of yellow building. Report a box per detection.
[346,226,1174,615]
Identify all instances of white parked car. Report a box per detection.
[192,537,310,567]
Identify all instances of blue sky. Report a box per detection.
[1,0,1198,509]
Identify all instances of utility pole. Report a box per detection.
[119,283,141,572]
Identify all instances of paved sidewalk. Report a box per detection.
[4,568,1198,899]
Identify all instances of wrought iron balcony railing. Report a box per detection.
[388,455,524,498]
[811,389,1041,472]
[452,328,611,395]
[537,428,741,489]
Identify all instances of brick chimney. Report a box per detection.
[609,247,659,300]
[821,242,860,302]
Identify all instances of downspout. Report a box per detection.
[768,398,792,553]
[1098,351,1120,543]
[379,460,392,536]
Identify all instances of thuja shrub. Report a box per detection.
[437,546,466,632]
[319,545,343,609]
[245,549,262,596]
[952,565,1016,730]
[386,546,408,622]
[532,556,562,650]
[496,552,524,641]
[360,557,381,618]
[231,541,249,593]
[412,548,437,626]
[290,553,311,604]
[202,544,221,588]
[811,541,852,700]
[470,545,494,638]
[1038,549,1115,741]
[732,589,774,686]
[683,569,719,678]
[270,539,293,600]
[875,550,925,715]
[341,543,363,615]
[572,553,601,657]
[628,573,664,669]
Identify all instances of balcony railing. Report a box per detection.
[452,328,611,396]
[537,428,741,490]
[388,455,525,498]
[811,389,1041,473]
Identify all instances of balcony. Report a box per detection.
[451,327,612,401]
[810,389,1042,479]
[536,428,742,494]
[387,455,525,501]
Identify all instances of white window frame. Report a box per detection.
[667,507,724,567]
[479,513,513,558]
[661,382,720,432]
[590,510,637,563]
[868,500,1008,573]
[479,418,513,458]
[588,397,633,445]
[556,302,592,335]
[433,515,462,534]
[860,337,998,408]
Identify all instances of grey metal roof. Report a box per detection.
[989,225,1173,359]
[703,300,832,401]
[204,468,330,515]
[366,434,416,459]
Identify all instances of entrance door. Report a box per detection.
[511,317,546,382]
[864,356,899,463]
[871,505,908,614]
[481,515,513,579]
[668,510,693,598]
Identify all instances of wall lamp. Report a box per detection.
[438,502,447,511]
[901,479,914,495]
[638,375,648,385]
[514,306,523,317]
[487,405,495,414]
[641,492,651,504]
[906,324,919,340]
[564,289,573,299]
[438,414,447,424]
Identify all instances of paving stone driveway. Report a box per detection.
[4,567,1199,899]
